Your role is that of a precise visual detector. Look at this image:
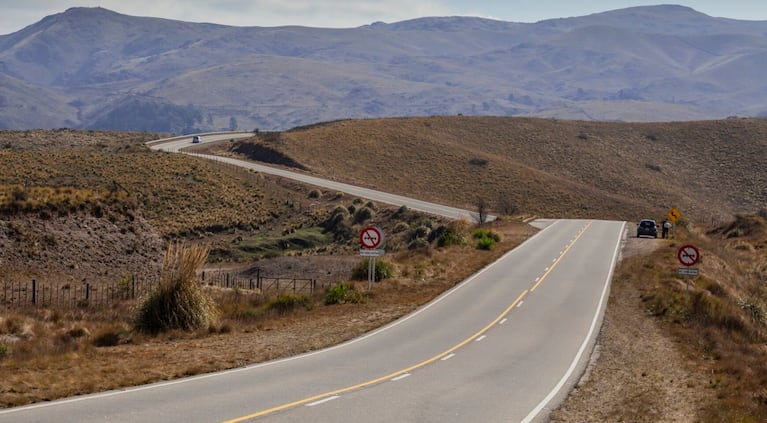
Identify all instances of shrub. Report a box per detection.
[268,294,312,313]
[472,228,500,250]
[325,284,349,305]
[324,284,365,305]
[0,342,11,359]
[307,189,322,199]
[134,243,219,334]
[469,157,489,166]
[393,222,410,233]
[434,222,467,247]
[410,225,431,240]
[737,297,767,325]
[93,329,123,347]
[408,238,431,250]
[354,206,374,223]
[476,237,496,250]
[351,258,395,281]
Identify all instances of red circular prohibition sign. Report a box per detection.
[360,227,382,249]
[677,244,700,266]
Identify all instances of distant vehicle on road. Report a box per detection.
[192,135,201,143]
[636,219,658,238]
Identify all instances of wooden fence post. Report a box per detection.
[32,280,37,305]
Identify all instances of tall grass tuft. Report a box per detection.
[134,243,218,334]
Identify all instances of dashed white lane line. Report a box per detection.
[441,353,456,361]
[475,335,487,342]
[499,318,508,325]
[306,396,340,407]
[516,300,524,308]
[391,373,411,382]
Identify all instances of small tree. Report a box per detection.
[476,197,489,225]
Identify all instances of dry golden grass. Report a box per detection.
[0,133,299,237]
[605,218,767,421]
[235,116,767,222]
[0,119,765,420]
[134,243,218,333]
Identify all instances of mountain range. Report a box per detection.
[1,5,767,132]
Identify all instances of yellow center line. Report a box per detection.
[530,221,592,292]
[223,289,528,423]
[224,220,594,423]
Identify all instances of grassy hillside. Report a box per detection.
[0,119,765,420]
[225,116,766,223]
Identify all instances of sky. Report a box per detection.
[2,0,767,35]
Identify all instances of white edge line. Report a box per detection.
[520,220,626,423]
[0,220,563,416]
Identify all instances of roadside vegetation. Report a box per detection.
[0,118,765,419]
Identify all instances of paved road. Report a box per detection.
[146,133,491,222]
[0,133,627,422]
[0,219,625,423]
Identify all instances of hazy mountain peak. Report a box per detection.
[2,5,767,130]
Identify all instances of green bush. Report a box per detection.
[472,228,500,250]
[476,237,496,250]
[351,258,395,281]
[325,284,365,305]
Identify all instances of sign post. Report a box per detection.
[360,227,384,290]
[677,244,700,297]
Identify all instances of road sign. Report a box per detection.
[677,244,700,266]
[667,208,682,222]
[359,249,385,257]
[677,267,699,276]
[360,227,383,249]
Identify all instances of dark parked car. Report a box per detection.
[637,219,658,238]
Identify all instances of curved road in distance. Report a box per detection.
[146,133,492,222]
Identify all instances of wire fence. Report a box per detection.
[1,271,322,309]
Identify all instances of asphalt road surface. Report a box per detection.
[0,218,626,423]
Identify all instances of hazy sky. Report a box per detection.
[2,1,767,35]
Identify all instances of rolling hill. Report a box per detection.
[213,116,767,223]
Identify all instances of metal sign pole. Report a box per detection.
[368,257,375,290]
